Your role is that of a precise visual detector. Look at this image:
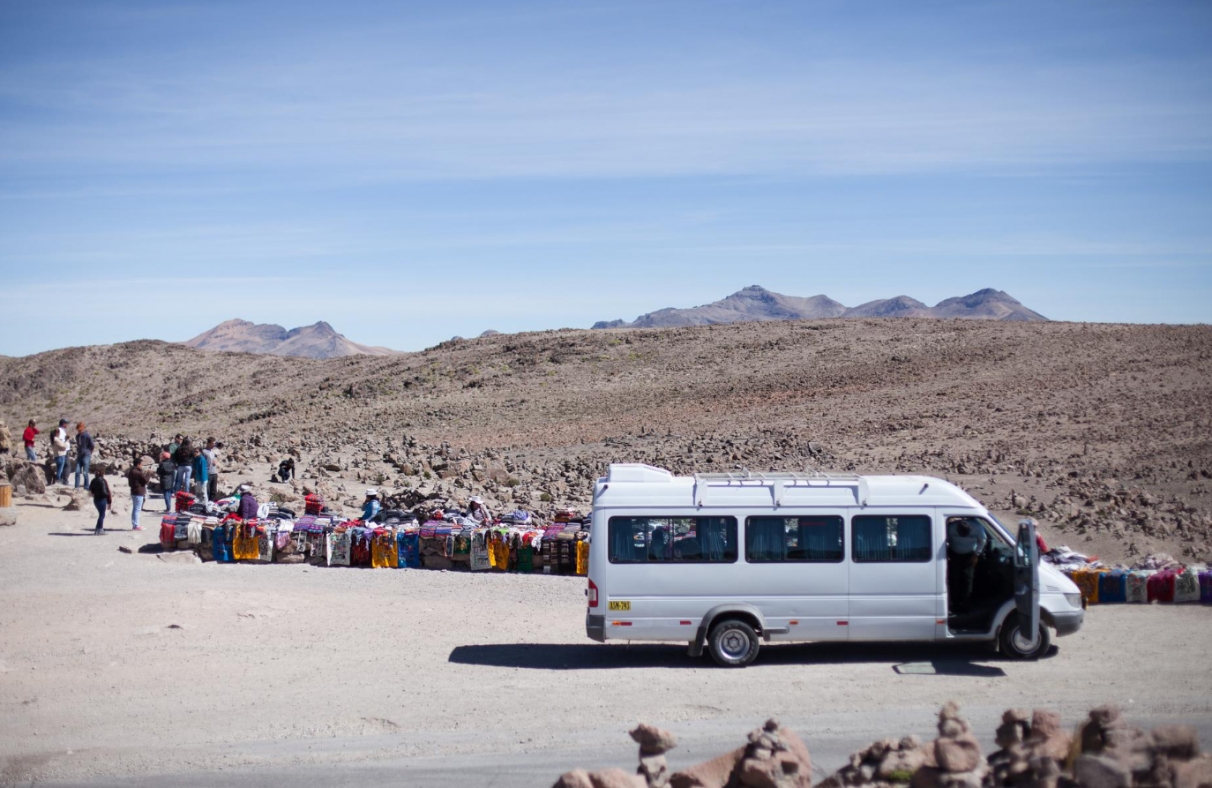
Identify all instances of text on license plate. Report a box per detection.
[608,600,630,611]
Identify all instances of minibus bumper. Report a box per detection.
[1050,609,1084,637]
[586,614,606,643]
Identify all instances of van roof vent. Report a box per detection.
[693,470,869,507]
[605,463,676,484]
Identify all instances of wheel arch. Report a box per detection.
[689,604,766,657]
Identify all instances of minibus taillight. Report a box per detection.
[588,578,599,608]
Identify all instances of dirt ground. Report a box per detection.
[2,478,1210,786]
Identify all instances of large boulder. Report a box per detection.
[7,460,46,495]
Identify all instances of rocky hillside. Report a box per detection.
[593,286,1046,328]
[1,319,1209,561]
[184,319,397,359]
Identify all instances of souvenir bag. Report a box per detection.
[327,530,352,566]
[197,525,215,562]
[173,514,191,542]
[1175,569,1200,603]
[517,541,534,573]
[1097,570,1127,604]
[469,529,491,571]
[350,527,372,567]
[187,518,203,546]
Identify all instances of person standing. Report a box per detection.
[89,465,114,534]
[203,438,219,502]
[156,451,176,511]
[946,517,988,614]
[126,457,151,530]
[74,422,95,489]
[23,419,39,462]
[191,447,209,505]
[168,434,182,458]
[173,439,193,500]
[52,420,71,485]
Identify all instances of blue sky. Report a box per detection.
[2,0,1210,355]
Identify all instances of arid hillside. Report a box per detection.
[2,319,1210,560]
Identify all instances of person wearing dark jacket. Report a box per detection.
[156,452,176,511]
[127,457,151,530]
[89,465,114,534]
[173,439,193,501]
[74,422,95,489]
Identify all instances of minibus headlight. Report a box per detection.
[1064,593,1083,608]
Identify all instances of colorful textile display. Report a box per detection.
[1147,568,1179,603]
[1175,569,1200,603]
[1126,571,1153,603]
[212,520,234,563]
[1068,568,1105,605]
[1201,569,1212,604]
[327,530,351,566]
[575,539,589,576]
[233,519,260,561]
[371,528,398,568]
[397,530,420,568]
[1098,569,1127,604]
[470,530,490,571]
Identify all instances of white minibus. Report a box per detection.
[585,464,1084,667]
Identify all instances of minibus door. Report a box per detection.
[1013,519,1040,650]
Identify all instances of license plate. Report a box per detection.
[608,600,630,611]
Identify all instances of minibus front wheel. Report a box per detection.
[708,619,761,667]
[998,614,1052,660]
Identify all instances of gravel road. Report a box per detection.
[2,497,1210,786]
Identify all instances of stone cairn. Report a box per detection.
[552,705,1212,788]
[984,708,1071,788]
[816,735,928,788]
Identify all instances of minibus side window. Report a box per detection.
[607,517,738,563]
[852,515,932,563]
[745,516,843,563]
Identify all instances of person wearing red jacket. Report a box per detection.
[22,420,39,462]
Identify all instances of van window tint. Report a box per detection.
[608,517,738,564]
[746,516,843,563]
[852,515,932,562]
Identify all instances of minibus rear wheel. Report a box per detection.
[998,614,1051,660]
[708,619,760,667]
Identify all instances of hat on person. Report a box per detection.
[238,484,251,492]
[161,451,170,460]
[470,496,484,505]
[365,488,378,498]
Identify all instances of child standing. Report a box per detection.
[89,465,114,534]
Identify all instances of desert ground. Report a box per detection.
[2,319,1212,785]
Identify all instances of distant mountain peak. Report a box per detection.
[593,286,1047,329]
[183,319,398,359]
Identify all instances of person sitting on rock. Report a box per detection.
[361,489,381,522]
[468,496,492,525]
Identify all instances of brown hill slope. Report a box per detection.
[2,320,1209,561]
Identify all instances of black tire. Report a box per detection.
[708,619,760,667]
[999,614,1052,660]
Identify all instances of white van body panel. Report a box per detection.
[587,464,1084,647]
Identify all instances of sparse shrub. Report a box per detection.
[505,477,520,487]
[539,492,553,502]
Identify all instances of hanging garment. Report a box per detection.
[212,522,234,563]
[256,528,274,563]
[1125,571,1152,603]
[470,530,491,571]
[327,531,352,566]
[187,519,203,546]
[397,530,420,568]
[575,540,590,576]
[1175,569,1200,603]
[233,522,261,561]
[1097,570,1127,604]
[350,527,373,566]
[517,543,534,573]
[371,529,398,568]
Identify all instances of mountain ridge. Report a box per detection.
[183,319,398,359]
[592,286,1047,329]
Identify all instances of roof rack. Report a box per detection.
[693,470,868,507]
